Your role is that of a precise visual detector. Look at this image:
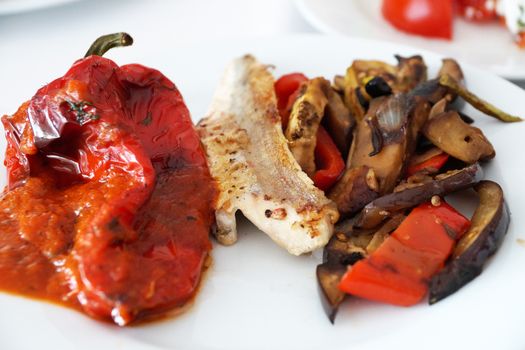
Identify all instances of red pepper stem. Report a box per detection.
[84,32,134,58]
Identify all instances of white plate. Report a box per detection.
[1,35,525,350]
[295,0,525,80]
[0,0,80,15]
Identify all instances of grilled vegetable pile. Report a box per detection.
[275,56,519,322]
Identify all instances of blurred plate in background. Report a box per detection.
[0,0,81,15]
[295,0,525,80]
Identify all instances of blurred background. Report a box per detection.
[1,0,524,117]
[0,0,316,115]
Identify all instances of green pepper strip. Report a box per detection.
[439,74,522,123]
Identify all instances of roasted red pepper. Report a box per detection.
[0,33,216,325]
[339,200,470,306]
[313,126,345,191]
[274,73,308,129]
[406,152,450,177]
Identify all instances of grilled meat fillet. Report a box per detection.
[197,55,339,255]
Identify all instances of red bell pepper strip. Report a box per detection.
[275,73,345,191]
[313,126,345,191]
[338,257,428,306]
[339,201,470,306]
[406,152,450,177]
[274,73,308,129]
[382,0,453,39]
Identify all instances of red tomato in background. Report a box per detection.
[382,0,453,39]
[456,0,497,21]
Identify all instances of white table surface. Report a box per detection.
[0,0,317,117]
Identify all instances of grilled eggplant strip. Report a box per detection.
[316,226,370,323]
[439,58,464,83]
[366,213,406,253]
[342,60,394,121]
[323,87,355,158]
[343,69,367,121]
[318,214,405,322]
[409,79,444,105]
[333,75,345,93]
[423,111,495,164]
[285,77,331,177]
[429,181,510,304]
[329,93,428,216]
[327,214,404,260]
[198,55,338,255]
[439,74,522,123]
[355,163,483,229]
[438,58,465,102]
[407,96,432,151]
[324,230,369,267]
[328,166,379,217]
[410,58,464,104]
[349,94,429,194]
[351,56,427,93]
[317,263,346,324]
[342,55,427,121]
[322,217,396,269]
[354,55,427,93]
[316,220,371,323]
[395,55,427,91]
[428,98,448,119]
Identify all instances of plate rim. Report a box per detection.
[0,0,81,16]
